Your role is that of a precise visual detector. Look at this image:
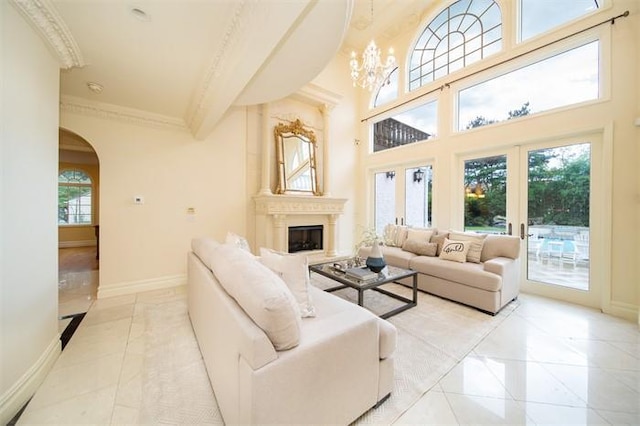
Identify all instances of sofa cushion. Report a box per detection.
[409,256,502,292]
[259,248,316,318]
[191,237,220,270]
[402,239,437,256]
[431,231,450,256]
[210,244,301,350]
[439,238,471,263]
[448,231,488,263]
[406,228,434,243]
[358,245,417,269]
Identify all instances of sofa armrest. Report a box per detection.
[378,318,397,359]
[238,309,384,424]
[483,256,513,275]
[484,256,521,305]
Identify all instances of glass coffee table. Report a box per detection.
[309,258,418,319]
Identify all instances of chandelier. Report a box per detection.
[349,1,396,91]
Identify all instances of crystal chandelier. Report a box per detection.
[349,1,396,91]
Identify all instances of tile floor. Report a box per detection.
[17,251,640,425]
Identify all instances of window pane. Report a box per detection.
[527,143,590,290]
[410,0,502,90]
[375,171,396,236]
[58,169,93,225]
[458,41,599,130]
[521,0,599,41]
[59,169,91,184]
[464,155,507,233]
[373,101,437,152]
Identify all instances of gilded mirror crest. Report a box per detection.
[274,119,321,195]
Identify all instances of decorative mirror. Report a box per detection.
[274,119,321,195]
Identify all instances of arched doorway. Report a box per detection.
[57,128,100,345]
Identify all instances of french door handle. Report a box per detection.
[508,223,512,235]
[520,223,525,240]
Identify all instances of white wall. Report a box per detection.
[311,53,361,254]
[353,0,639,318]
[1,3,61,423]
[60,107,248,297]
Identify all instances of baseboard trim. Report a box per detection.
[58,240,96,248]
[0,336,60,425]
[97,274,186,299]
[605,300,639,323]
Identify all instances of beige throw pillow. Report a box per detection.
[210,244,301,351]
[259,248,316,318]
[439,238,471,263]
[431,232,450,256]
[406,228,434,243]
[225,231,252,253]
[402,239,437,256]
[448,231,488,263]
[383,224,398,246]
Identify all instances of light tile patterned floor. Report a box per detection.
[17,267,640,425]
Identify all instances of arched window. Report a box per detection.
[409,0,502,91]
[58,169,93,225]
[373,67,399,108]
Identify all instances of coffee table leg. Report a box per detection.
[358,289,364,306]
[413,274,418,303]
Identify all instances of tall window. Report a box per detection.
[409,0,502,91]
[520,0,600,41]
[458,41,599,130]
[373,100,437,152]
[58,169,93,225]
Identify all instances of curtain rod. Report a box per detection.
[361,10,630,123]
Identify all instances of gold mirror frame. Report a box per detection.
[274,119,321,195]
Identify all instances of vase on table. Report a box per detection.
[366,240,386,273]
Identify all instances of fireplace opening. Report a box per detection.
[288,225,323,253]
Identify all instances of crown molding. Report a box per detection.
[186,0,250,129]
[60,96,189,132]
[10,0,85,69]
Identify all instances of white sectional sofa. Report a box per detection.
[187,237,396,425]
[359,227,521,314]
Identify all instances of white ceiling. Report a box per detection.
[41,0,438,139]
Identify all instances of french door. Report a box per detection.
[459,133,604,308]
[374,164,433,236]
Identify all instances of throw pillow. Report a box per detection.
[383,224,398,246]
[431,232,450,256]
[402,239,437,256]
[406,228,434,243]
[259,248,316,318]
[225,231,252,253]
[448,231,488,263]
[210,244,301,351]
[394,226,409,247]
[439,238,471,263]
[383,224,409,247]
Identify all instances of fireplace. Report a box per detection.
[288,225,323,253]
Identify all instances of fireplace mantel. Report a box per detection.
[253,194,347,256]
[254,194,346,215]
